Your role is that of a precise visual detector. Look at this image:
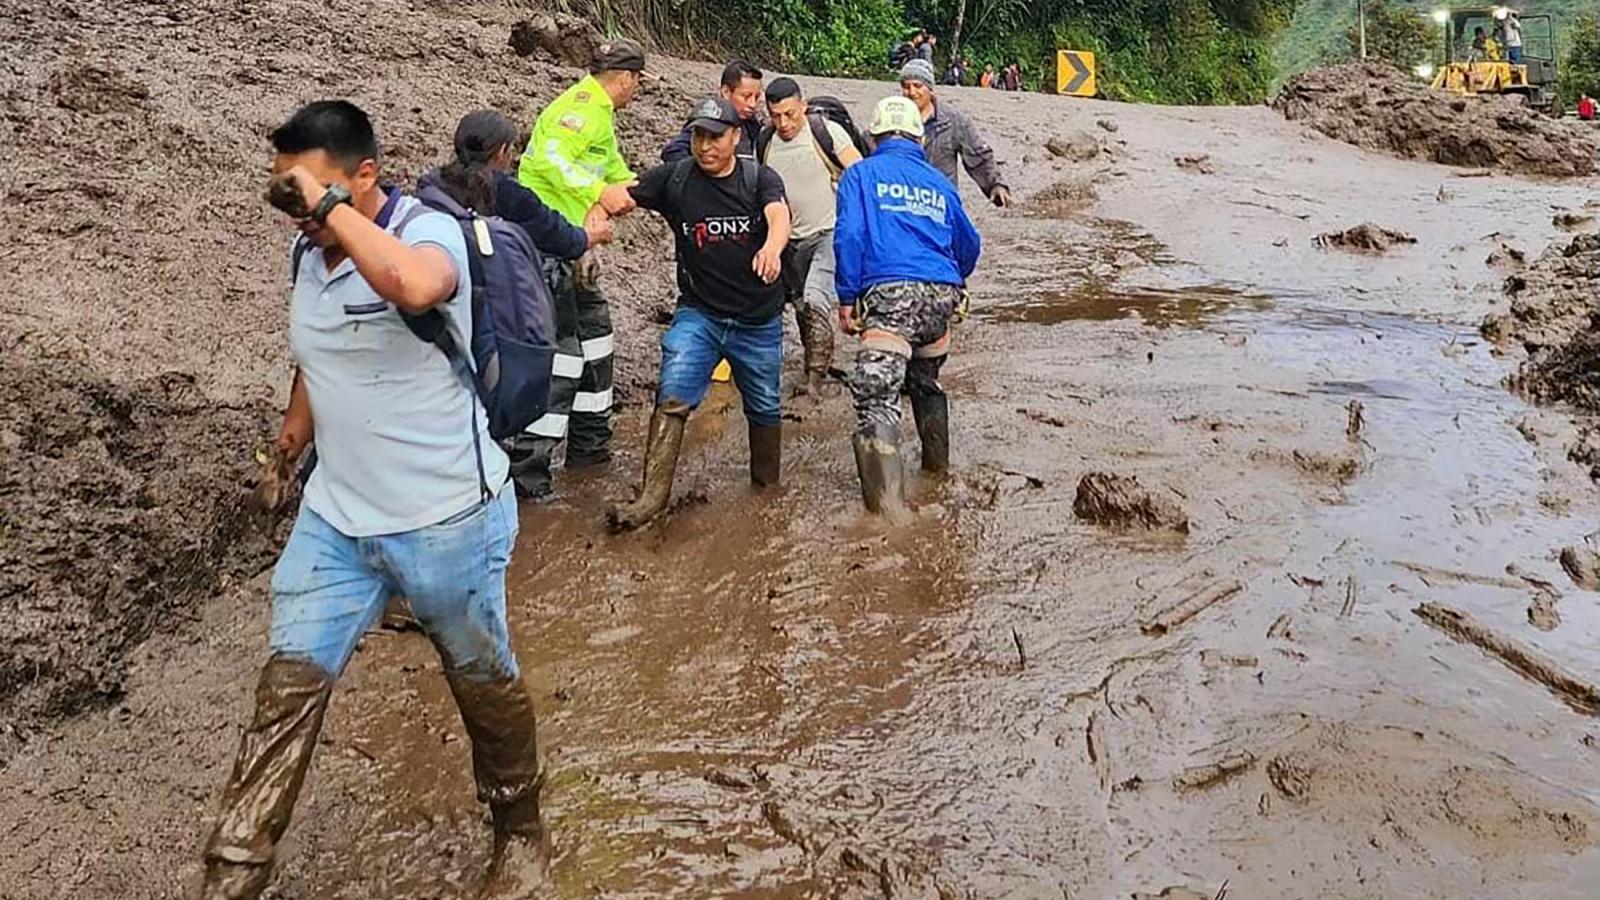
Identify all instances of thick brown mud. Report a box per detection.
[3,3,1600,899]
[1273,62,1599,178]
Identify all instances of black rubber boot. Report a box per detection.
[607,402,689,531]
[444,672,549,900]
[852,424,908,519]
[749,423,782,487]
[506,435,558,502]
[910,392,950,473]
[200,656,334,900]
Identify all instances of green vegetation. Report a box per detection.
[1556,13,1599,106]
[1342,0,1435,69]
[1278,0,1592,78]
[554,0,1298,104]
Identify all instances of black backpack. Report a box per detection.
[756,96,868,175]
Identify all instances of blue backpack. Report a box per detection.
[409,178,558,441]
[290,184,558,497]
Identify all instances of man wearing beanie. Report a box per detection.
[898,58,1011,208]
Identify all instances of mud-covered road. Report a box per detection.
[4,6,1599,899]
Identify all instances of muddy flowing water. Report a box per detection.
[242,209,1596,899]
[4,61,1596,897]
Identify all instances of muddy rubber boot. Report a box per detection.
[444,672,549,900]
[852,425,908,519]
[910,393,950,473]
[506,435,558,503]
[200,655,334,900]
[795,308,836,398]
[607,402,689,532]
[749,423,782,487]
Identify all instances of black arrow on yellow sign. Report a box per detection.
[1062,51,1092,95]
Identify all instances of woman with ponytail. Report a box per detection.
[428,110,614,502]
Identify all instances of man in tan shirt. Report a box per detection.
[757,77,862,397]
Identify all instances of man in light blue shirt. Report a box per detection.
[201,101,547,900]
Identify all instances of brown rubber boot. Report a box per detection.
[607,401,689,531]
[909,392,950,473]
[200,655,334,900]
[795,307,836,397]
[444,672,549,900]
[749,423,782,486]
[852,424,909,520]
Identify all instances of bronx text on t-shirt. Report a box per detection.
[685,214,755,248]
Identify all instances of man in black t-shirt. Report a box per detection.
[608,97,792,531]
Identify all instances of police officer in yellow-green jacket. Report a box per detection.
[511,39,649,500]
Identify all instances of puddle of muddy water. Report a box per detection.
[980,281,1273,328]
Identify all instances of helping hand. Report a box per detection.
[837,304,860,334]
[574,250,601,291]
[599,182,637,216]
[990,186,1012,209]
[752,244,782,285]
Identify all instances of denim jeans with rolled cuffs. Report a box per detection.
[657,305,783,425]
[200,490,539,900]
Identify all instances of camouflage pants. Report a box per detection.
[850,281,959,434]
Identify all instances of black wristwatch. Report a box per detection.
[310,184,352,224]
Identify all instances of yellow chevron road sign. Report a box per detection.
[1056,50,1096,97]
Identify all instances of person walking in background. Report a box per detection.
[898,59,1011,207]
[917,33,937,63]
[979,64,995,89]
[834,96,979,517]
[608,97,791,531]
[758,77,863,398]
[513,39,648,499]
[203,100,546,899]
[942,57,965,86]
[1003,62,1022,91]
[661,60,765,162]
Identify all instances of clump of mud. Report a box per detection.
[1273,63,1598,177]
[1045,130,1101,162]
[0,356,281,759]
[1315,223,1416,253]
[1022,177,1098,218]
[1073,472,1189,532]
[509,12,604,67]
[1482,234,1599,478]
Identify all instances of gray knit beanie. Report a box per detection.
[899,58,936,88]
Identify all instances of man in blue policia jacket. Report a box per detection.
[834,96,981,516]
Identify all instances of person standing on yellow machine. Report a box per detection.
[511,40,647,500]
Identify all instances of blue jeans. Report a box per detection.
[1507,45,1522,64]
[657,305,783,426]
[269,487,520,682]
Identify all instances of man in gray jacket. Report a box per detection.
[898,59,1011,208]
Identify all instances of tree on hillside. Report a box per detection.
[1345,0,1432,69]
[1558,13,1600,106]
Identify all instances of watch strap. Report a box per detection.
[311,185,352,223]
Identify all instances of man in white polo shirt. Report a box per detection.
[758,78,862,398]
[200,101,546,899]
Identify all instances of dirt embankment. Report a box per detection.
[0,0,694,753]
[0,359,283,758]
[1482,233,1600,478]
[1273,62,1598,178]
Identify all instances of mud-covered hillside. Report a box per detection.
[0,0,694,749]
